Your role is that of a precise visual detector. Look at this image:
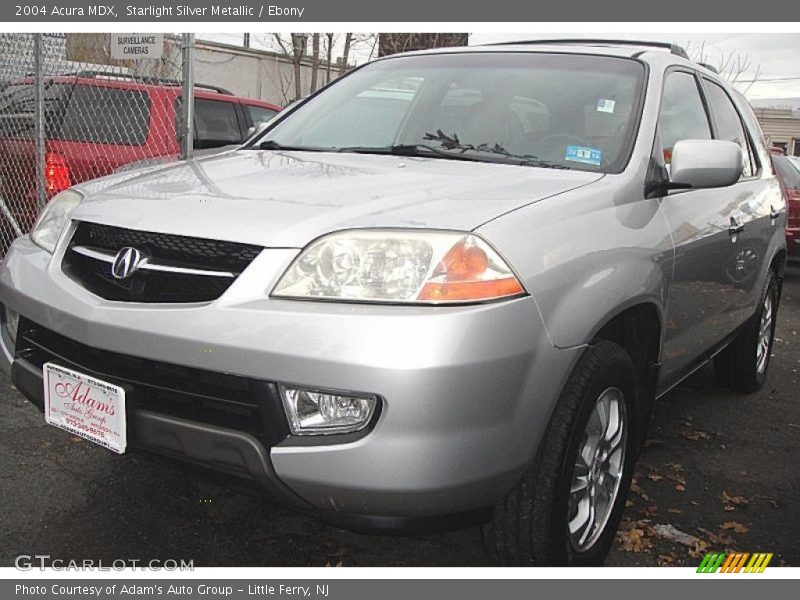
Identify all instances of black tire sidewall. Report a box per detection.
[555,344,640,566]
[754,274,780,388]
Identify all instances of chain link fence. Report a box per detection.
[0,33,191,255]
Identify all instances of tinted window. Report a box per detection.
[0,84,37,116]
[705,81,755,177]
[246,105,279,126]
[194,98,243,148]
[259,53,646,173]
[0,84,40,139]
[60,85,150,145]
[0,83,148,144]
[658,72,711,164]
[774,155,800,189]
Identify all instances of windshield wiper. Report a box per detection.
[338,143,568,169]
[421,130,570,169]
[337,144,487,162]
[254,140,324,152]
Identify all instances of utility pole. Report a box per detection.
[180,33,195,160]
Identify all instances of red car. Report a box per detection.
[772,153,800,258]
[0,71,281,249]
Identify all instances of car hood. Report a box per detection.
[72,150,604,248]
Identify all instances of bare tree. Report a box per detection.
[339,33,352,75]
[325,33,335,85]
[310,33,320,93]
[290,33,307,100]
[352,33,380,63]
[685,41,762,94]
[268,33,290,55]
[253,33,296,104]
[377,33,468,57]
[254,32,371,103]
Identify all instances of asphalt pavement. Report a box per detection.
[1,263,798,567]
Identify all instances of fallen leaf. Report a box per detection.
[668,508,683,514]
[657,554,677,566]
[754,495,780,509]
[697,527,738,550]
[720,522,749,534]
[630,481,651,502]
[688,539,710,559]
[648,474,664,482]
[675,484,686,492]
[721,490,749,510]
[641,504,659,517]
[616,526,653,553]
[682,430,711,441]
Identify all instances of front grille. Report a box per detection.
[61,222,263,303]
[15,318,289,446]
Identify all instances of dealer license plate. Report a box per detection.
[43,362,127,454]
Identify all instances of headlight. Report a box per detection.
[30,189,82,253]
[272,230,525,304]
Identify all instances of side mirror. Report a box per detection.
[670,139,743,189]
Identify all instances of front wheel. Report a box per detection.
[483,340,640,566]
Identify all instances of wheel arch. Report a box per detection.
[590,301,663,445]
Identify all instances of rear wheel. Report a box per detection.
[714,272,779,393]
[483,340,639,566]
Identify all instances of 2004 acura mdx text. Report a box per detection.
[0,40,787,566]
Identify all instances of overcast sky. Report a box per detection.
[469,33,800,100]
[200,32,800,101]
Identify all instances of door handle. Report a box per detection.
[728,216,744,238]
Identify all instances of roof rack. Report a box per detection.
[697,62,719,74]
[66,70,234,95]
[488,38,690,60]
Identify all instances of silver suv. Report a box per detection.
[0,40,787,566]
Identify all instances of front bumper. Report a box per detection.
[0,235,580,522]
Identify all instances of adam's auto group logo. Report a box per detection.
[697,552,773,573]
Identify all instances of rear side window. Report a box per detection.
[658,72,711,164]
[194,98,244,148]
[246,105,278,127]
[60,85,151,146]
[704,81,756,177]
[774,155,800,189]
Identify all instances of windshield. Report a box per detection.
[253,52,646,173]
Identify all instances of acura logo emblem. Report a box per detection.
[111,247,144,280]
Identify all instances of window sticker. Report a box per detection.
[565,145,602,166]
[597,98,616,114]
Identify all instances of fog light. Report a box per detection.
[4,306,19,344]
[280,386,378,435]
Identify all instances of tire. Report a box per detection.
[482,340,640,566]
[714,272,780,393]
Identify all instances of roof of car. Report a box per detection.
[377,40,692,62]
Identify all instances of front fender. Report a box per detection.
[477,176,673,350]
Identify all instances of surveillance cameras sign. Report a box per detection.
[110,34,164,59]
